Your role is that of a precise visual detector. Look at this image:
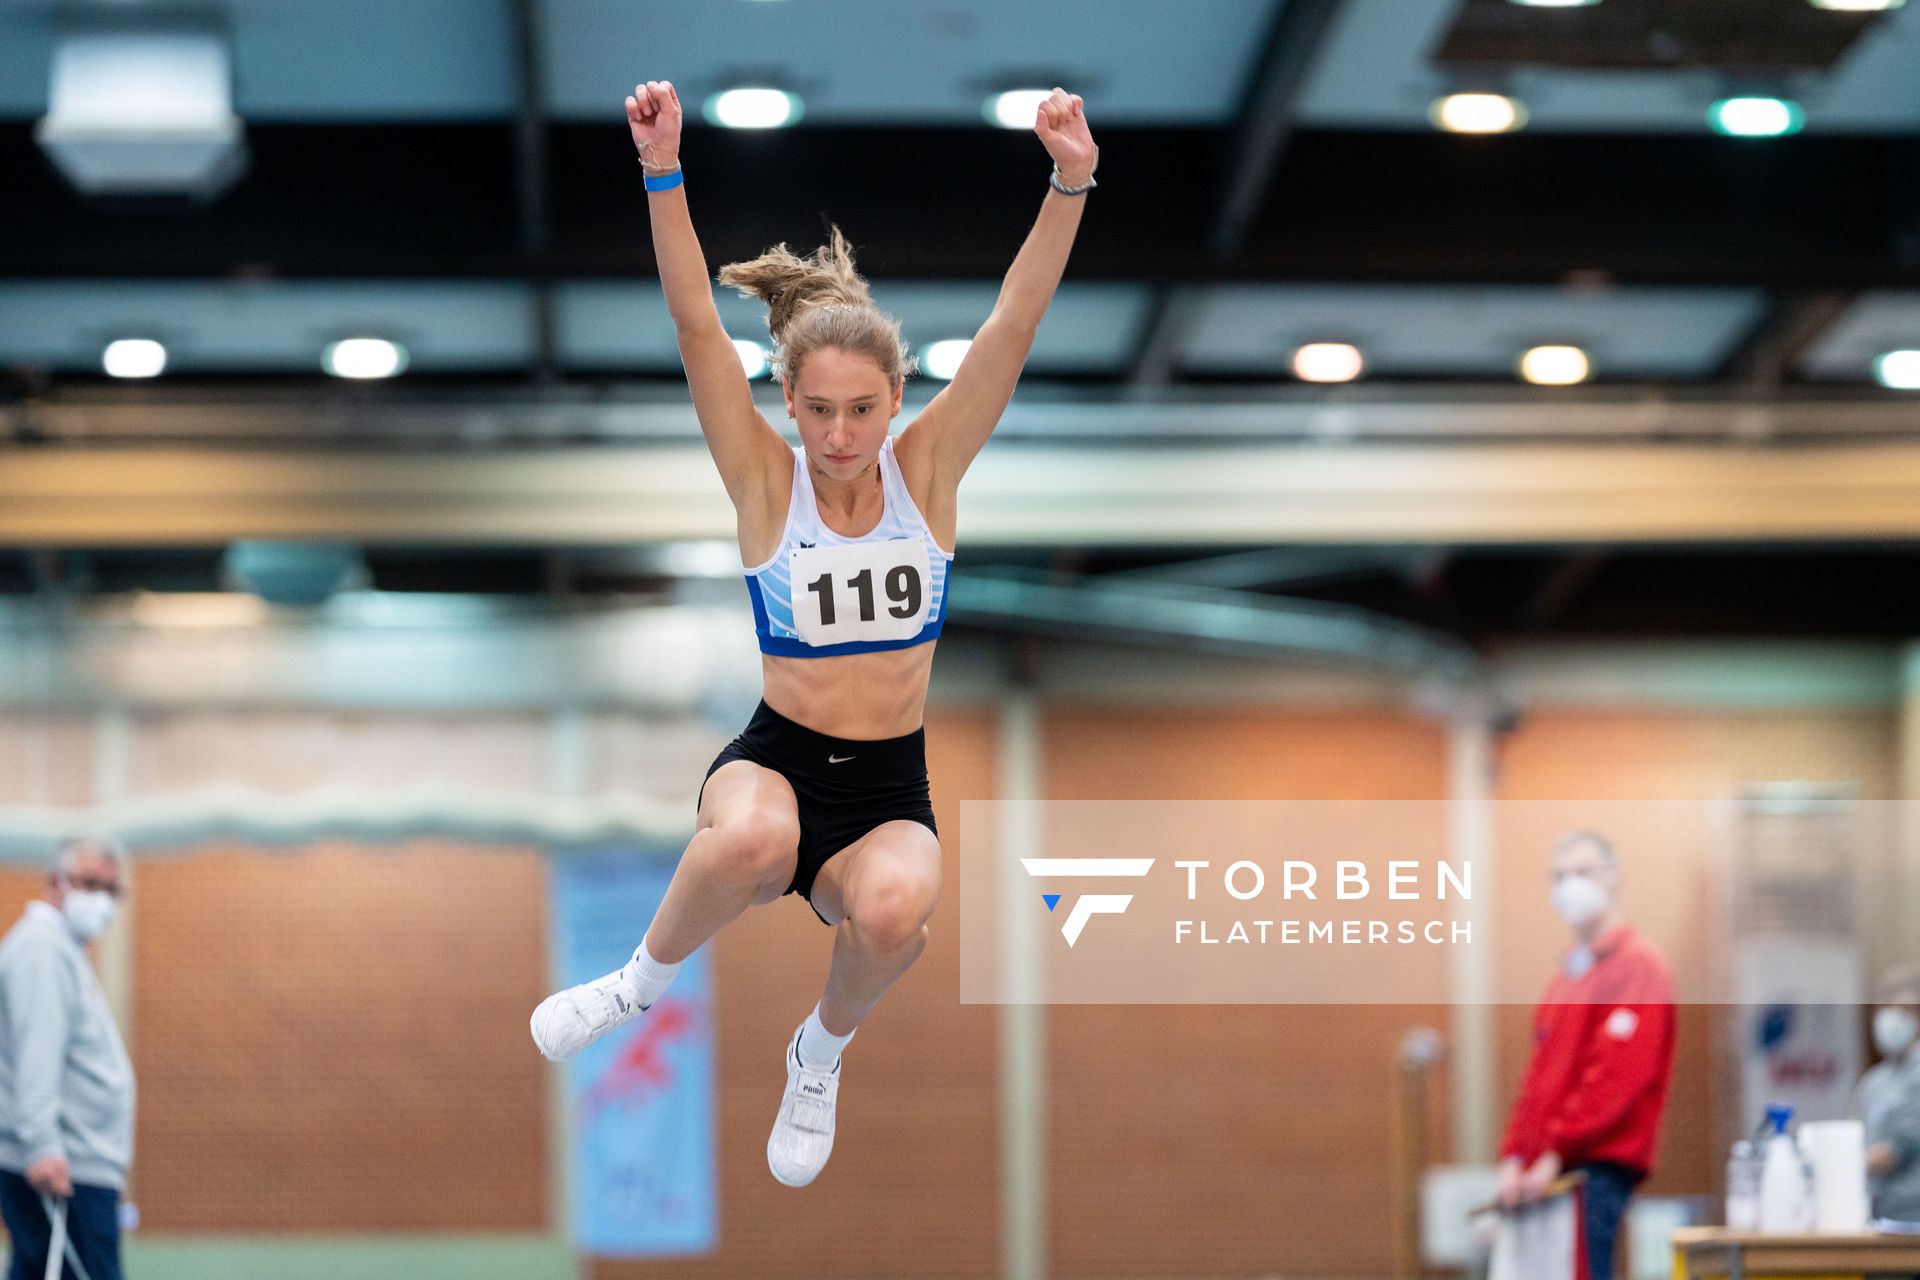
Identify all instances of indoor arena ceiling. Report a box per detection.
[0,0,1282,124]
[2,0,1919,395]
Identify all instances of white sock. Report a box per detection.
[796,1004,853,1071]
[621,940,680,1011]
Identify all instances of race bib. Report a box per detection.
[790,538,933,647]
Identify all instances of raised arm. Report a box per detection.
[902,88,1098,488]
[628,80,789,509]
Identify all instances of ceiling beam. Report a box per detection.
[1211,0,1349,259]
[949,566,1479,683]
[9,437,1920,547]
[1105,546,1423,591]
[1128,0,1348,393]
[512,0,556,383]
[1720,290,1857,391]
[12,388,1920,446]
[1124,285,1206,397]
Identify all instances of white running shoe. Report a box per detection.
[767,1026,841,1188]
[529,967,648,1062]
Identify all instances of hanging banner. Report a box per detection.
[1735,934,1862,1131]
[549,848,716,1258]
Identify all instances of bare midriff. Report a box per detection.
[759,642,937,740]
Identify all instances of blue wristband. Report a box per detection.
[644,166,684,193]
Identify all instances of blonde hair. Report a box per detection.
[716,225,915,387]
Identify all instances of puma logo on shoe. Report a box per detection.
[802,1082,826,1096]
[530,968,651,1062]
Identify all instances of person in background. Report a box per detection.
[1859,964,1920,1223]
[1498,829,1677,1280]
[0,836,134,1280]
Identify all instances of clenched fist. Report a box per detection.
[1035,87,1097,187]
[626,79,683,171]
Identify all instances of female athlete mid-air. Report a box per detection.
[533,77,1097,1188]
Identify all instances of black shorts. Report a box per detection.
[699,700,937,922]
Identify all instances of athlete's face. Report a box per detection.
[786,347,901,481]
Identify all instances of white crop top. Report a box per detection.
[743,438,955,658]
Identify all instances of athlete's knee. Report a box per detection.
[707,805,799,885]
[850,872,937,952]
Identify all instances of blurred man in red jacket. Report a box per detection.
[1498,830,1676,1280]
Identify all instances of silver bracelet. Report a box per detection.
[1049,167,1096,196]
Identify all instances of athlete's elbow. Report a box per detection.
[670,309,727,344]
[985,306,1044,345]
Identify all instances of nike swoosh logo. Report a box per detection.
[828,754,855,764]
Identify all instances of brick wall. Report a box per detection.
[130,840,551,1230]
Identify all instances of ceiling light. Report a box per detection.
[37,29,248,199]
[705,87,801,129]
[1873,350,1920,390]
[985,89,1053,130]
[733,339,769,379]
[1430,93,1527,135]
[1809,0,1903,10]
[322,338,406,380]
[1708,97,1804,137]
[921,339,971,381]
[102,337,166,378]
[1519,345,1590,385]
[1291,343,1365,383]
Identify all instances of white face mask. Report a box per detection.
[1551,873,1609,928]
[60,888,117,942]
[1875,1006,1918,1058]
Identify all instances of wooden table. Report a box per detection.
[1672,1226,1920,1279]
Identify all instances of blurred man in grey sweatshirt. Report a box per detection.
[1861,965,1920,1226]
[0,838,133,1280]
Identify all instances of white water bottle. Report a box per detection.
[1726,1139,1761,1230]
[1758,1103,1810,1233]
